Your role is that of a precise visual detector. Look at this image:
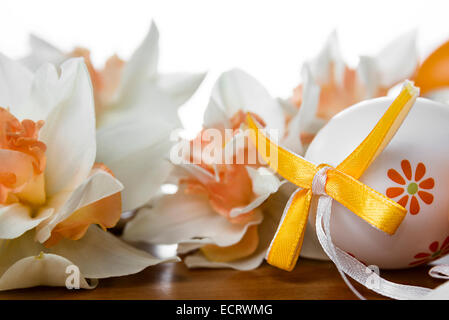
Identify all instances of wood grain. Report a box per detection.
[0,259,442,300]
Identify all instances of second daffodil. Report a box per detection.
[0,55,176,291]
[22,21,206,213]
[123,69,289,270]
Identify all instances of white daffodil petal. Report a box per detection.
[0,253,95,291]
[23,63,64,121]
[184,192,283,270]
[49,226,178,279]
[183,250,257,270]
[298,63,323,131]
[228,196,270,219]
[177,243,205,255]
[283,64,322,154]
[175,164,215,185]
[40,58,96,197]
[203,97,231,128]
[156,72,206,107]
[278,97,297,118]
[0,232,94,290]
[309,30,344,85]
[184,249,265,270]
[0,54,33,117]
[103,144,172,212]
[115,21,159,105]
[374,30,418,88]
[208,69,285,133]
[100,84,180,129]
[357,30,418,98]
[246,167,282,196]
[282,110,305,155]
[0,232,43,275]
[123,191,263,247]
[35,169,123,243]
[0,204,52,239]
[21,34,66,71]
[229,167,284,218]
[96,118,174,211]
[357,56,378,98]
[96,117,173,162]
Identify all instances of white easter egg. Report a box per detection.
[306,97,449,269]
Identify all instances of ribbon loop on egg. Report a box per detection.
[247,81,419,272]
[311,165,331,196]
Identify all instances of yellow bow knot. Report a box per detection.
[247,81,419,271]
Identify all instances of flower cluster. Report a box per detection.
[1,23,449,291]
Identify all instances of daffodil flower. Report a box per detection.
[0,56,176,290]
[123,69,287,270]
[22,21,206,213]
[284,30,418,154]
[22,21,205,128]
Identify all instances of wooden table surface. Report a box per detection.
[0,258,443,300]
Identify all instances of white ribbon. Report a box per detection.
[429,265,449,280]
[311,166,434,300]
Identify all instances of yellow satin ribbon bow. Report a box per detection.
[247,81,419,271]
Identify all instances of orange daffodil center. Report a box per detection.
[0,108,46,207]
[182,165,255,225]
[180,111,268,263]
[0,107,122,246]
[292,65,362,121]
[292,64,391,146]
[286,32,418,152]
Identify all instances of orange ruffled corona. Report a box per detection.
[292,64,389,146]
[247,82,419,271]
[0,107,122,246]
[180,111,269,262]
[0,108,46,206]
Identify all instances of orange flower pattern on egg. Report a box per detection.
[386,160,434,215]
[409,237,449,266]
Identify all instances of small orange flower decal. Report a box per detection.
[409,236,449,266]
[386,160,434,215]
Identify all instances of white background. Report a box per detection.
[1,0,449,134]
